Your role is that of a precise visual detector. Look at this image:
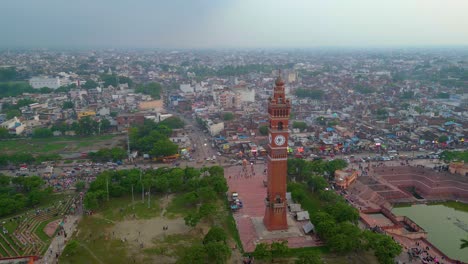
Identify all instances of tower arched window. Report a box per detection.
[278,122,283,130]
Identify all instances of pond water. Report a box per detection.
[392,204,468,262]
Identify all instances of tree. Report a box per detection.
[252,243,272,261]
[150,138,178,157]
[198,203,217,222]
[295,88,324,99]
[271,241,290,260]
[82,79,98,89]
[460,237,468,249]
[32,128,53,138]
[307,176,328,193]
[6,109,21,119]
[325,159,348,176]
[184,212,201,228]
[204,242,231,264]
[0,128,10,139]
[376,108,388,120]
[325,202,359,223]
[100,118,111,132]
[75,116,98,136]
[364,231,402,264]
[159,116,184,129]
[0,67,17,82]
[293,121,307,131]
[135,82,162,99]
[259,125,268,136]
[203,226,227,244]
[75,181,86,192]
[223,112,234,121]
[62,101,74,109]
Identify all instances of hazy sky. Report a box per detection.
[2,0,468,48]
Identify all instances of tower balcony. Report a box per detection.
[270,153,288,159]
[264,198,286,208]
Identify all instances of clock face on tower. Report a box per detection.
[268,134,272,144]
[274,135,286,146]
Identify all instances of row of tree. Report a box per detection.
[295,88,324,99]
[87,147,127,162]
[288,182,401,264]
[0,153,60,166]
[51,117,112,136]
[287,158,348,182]
[84,166,227,210]
[0,175,52,216]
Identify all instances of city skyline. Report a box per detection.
[2,0,468,49]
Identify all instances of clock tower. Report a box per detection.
[264,72,291,231]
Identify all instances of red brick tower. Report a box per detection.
[263,72,291,231]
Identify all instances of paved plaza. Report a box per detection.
[225,164,321,252]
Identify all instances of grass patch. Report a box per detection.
[151,233,201,257]
[60,216,129,264]
[3,221,18,233]
[165,194,197,218]
[34,218,60,243]
[283,246,329,257]
[0,243,8,256]
[225,211,243,252]
[0,135,118,155]
[428,200,468,213]
[98,195,161,222]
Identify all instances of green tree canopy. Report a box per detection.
[32,128,53,138]
[295,88,324,99]
[259,125,268,136]
[223,112,234,121]
[293,121,307,131]
[159,116,184,129]
[135,82,162,99]
[62,101,74,109]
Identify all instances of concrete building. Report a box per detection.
[1,117,25,135]
[207,120,224,136]
[29,77,61,89]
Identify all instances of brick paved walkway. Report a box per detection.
[225,164,321,252]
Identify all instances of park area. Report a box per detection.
[0,192,77,258]
[59,166,244,264]
[0,135,122,156]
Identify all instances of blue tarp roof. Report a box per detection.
[444,121,461,126]
[326,127,335,132]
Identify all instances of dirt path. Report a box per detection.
[159,194,174,217]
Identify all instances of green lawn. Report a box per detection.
[60,217,129,264]
[0,135,118,155]
[34,218,61,243]
[165,194,197,218]
[98,195,161,222]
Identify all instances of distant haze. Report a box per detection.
[2,0,468,49]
